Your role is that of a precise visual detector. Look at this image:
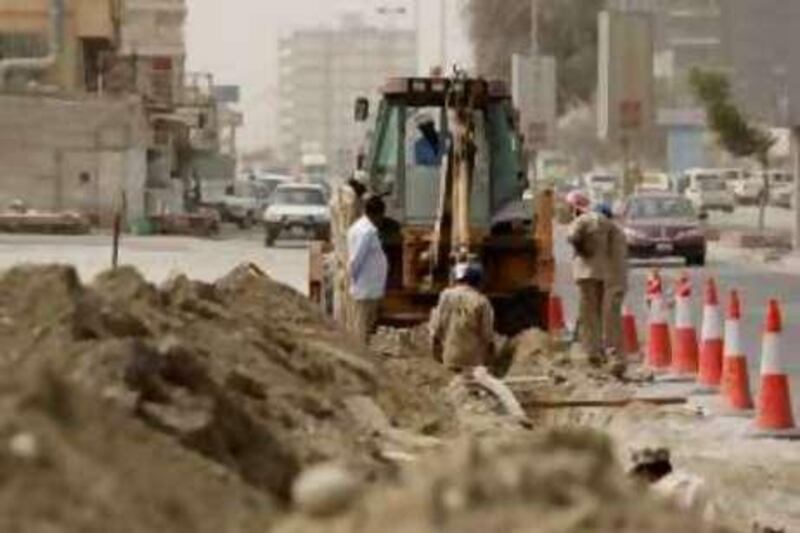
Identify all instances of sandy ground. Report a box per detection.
[0,228,796,531]
[548,379,800,531]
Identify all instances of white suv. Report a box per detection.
[683,169,735,214]
[262,184,330,246]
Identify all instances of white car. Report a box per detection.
[584,173,619,205]
[637,172,672,194]
[732,177,764,205]
[682,169,735,213]
[766,171,795,208]
[262,184,330,246]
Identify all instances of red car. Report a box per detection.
[621,193,708,266]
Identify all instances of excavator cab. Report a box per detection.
[317,76,554,336]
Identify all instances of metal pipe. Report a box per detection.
[0,0,66,88]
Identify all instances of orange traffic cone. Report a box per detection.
[753,300,799,438]
[697,279,724,390]
[721,290,754,414]
[622,303,641,360]
[669,274,698,379]
[548,294,566,339]
[646,286,671,372]
[645,269,663,309]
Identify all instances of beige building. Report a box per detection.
[0,0,114,92]
[0,0,206,224]
[278,14,417,175]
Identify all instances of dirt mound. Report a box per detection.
[277,428,729,533]
[370,326,458,437]
[0,367,275,533]
[0,263,397,528]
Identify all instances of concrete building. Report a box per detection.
[0,0,115,93]
[720,0,800,125]
[277,14,417,175]
[607,0,724,108]
[0,0,217,226]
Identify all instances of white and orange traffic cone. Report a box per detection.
[668,273,698,380]
[645,269,663,309]
[548,294,567,340]
[752,300,799,438]
[697,279,724,392]
[646,281,671,373]
[720,290,754,415]
[622,303,641,361]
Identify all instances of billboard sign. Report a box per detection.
[597,10,655,140]
[213,85,241,104]
[512,54,557,151]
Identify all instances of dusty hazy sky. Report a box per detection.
[185,0,472,151]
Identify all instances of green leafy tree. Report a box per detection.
[689,69,776,230]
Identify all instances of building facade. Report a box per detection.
[278,15,417,176]
[720,0,800,125]
[0,0,238,225]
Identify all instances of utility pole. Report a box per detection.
[794,127,800,249]
[531,0,539,55]
[440,0,447,70]
[529,0,540,192]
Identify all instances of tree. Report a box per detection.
[689,69,776,231]
[465,0,604,114]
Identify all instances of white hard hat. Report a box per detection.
[453,262,470,282]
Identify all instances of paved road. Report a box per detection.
[2,227,797,417]
[553,227,800,417]
[0,230,310,294]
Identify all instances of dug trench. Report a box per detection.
[0,264,787,532]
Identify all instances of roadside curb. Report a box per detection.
[709,242,800,276]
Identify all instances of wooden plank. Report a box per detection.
[523,396,687,409]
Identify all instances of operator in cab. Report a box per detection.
[566,191,613,365]
[347,195,389,343]
[430,261,496,374]
[412,114,443,167]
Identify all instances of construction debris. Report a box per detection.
[0,263,760,532]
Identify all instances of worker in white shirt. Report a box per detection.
[347,195,389,343]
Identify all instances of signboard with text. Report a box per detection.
[512,54,557,151]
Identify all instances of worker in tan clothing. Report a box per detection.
[430,262,495,374]
[566,191,613,364]
[596,203,629,372]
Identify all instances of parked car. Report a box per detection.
[766,170,795,208]
[253,172,292,200]
[262,184,330,246]
[637,171,672,194]
[682,169,735,213]
[621,193,707,266]
[732,176,764,206]
[771,185,795,209]
[219,194,260,228]
[584,172,619,206]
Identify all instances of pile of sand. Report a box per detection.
[0,264,734,532]
[276,428,730,533]
[0,264,444,530]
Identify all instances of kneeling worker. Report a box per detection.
[430,261,496,374]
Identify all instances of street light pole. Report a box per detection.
[440,0,447,70]
[531,0,539,56]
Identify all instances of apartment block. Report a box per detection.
[278,14,417,175]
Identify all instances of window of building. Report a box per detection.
[0,33,48,59]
